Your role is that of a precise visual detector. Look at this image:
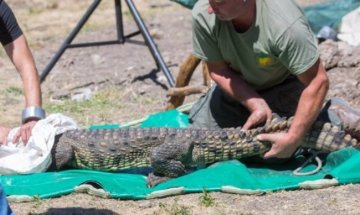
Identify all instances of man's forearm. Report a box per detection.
[208,63,264,111]
[4,35,42,107]
[20,62,42,107]
[288,60,329,144]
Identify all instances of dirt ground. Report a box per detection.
[1,0,360,214]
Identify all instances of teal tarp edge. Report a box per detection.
[328,148,360,184]
[140,109,189,128]
[151,147,360,193]
[0,170,149,199]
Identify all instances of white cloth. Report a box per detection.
[338,7,360,46]
[0,114,78,175]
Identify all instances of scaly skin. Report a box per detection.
[52,117,359,187]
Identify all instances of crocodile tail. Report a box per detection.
[301,121,359,152]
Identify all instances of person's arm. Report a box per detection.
[206,60,273,129]
[259,59,329,159]
[4,35,41,107]
[4,35,43,144]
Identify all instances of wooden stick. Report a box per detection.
[165,54,201,110]
[167,85,209,97]
[202,61,211,86]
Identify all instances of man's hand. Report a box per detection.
[257,132,299,159]
[242,99,272,130]
[0,126,11,145]
[13,120,37,144]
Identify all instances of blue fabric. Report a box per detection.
[0,184,13,215]
[303,0,360,33]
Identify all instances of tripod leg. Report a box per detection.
[124,0,175,87]
[40,0,102,83]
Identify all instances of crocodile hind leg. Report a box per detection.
[327,97,360,140]
[147,137,194,187]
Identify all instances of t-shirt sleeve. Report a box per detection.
[0,1,23,46]
[191,6,223,62]
[274,18,319,75]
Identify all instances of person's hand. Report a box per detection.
[12,120,37,144]
[0,126,11,145]
[242,99,272,130]
[257,132,299,159]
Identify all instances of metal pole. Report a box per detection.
[124,0,175,87]
[40,0,102,82]
[114,0,125,43]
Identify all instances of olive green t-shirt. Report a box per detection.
[192,0,319,90]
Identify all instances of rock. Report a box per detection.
[138,200,153,209]
[319,40,341,70]
[338,45,360,68]
[91,54,105,65]
[71,88,92,102]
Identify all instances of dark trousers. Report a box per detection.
[189,76,306,129]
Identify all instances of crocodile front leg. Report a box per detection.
[147,136,194,187]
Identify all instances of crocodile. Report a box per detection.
[51,117,360,187]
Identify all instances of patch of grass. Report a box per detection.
[122,10,131,18]
[27,1,58,15]
[5,86,23,96]
[27,6,43,15]
[31,195,42,209]
[199,188,216,207]
[154,198,192,215]
[45,94,108,113]
[44,84,164,126]
[44,87,123,125]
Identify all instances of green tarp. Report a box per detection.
[1,110,360,200]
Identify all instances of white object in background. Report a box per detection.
[338,7,360,46]
[0,114,78,175]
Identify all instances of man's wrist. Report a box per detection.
[285,130,304,147]
[21,106,46,124]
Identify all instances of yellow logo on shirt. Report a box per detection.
[258,56,273,67]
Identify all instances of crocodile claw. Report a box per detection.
[146,173,171,188]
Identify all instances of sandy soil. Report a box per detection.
[1,0,359,214]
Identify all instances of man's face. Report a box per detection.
[208,0,243,21]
